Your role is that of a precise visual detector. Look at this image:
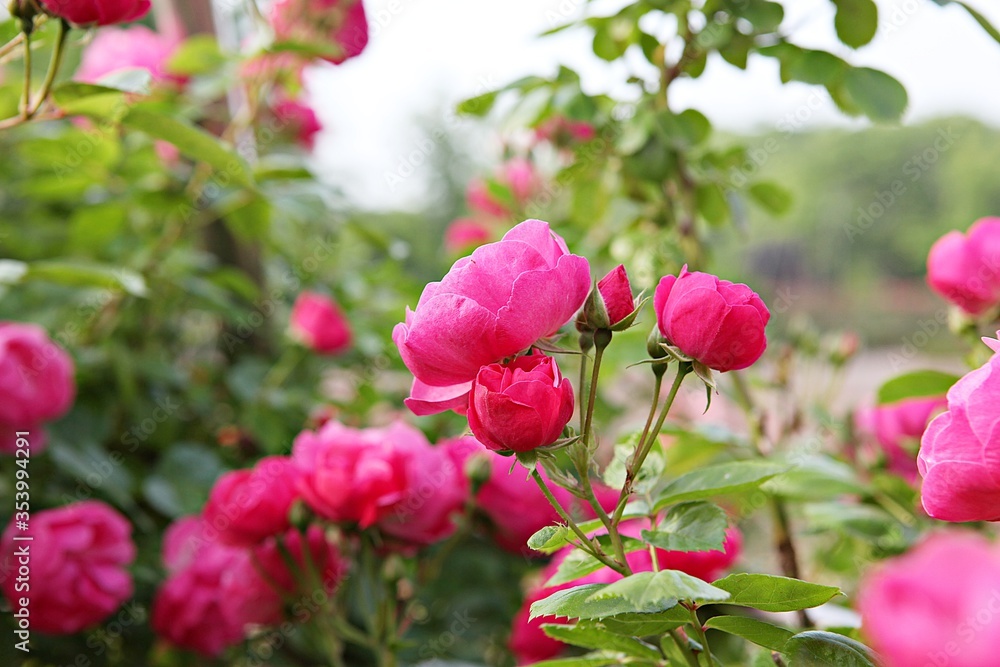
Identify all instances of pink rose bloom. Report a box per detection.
[229,525,348,627]
[152,518,257,657]
[474,452,615,554]
[466,178,509,218]
[654,266,770,372]
[927,218,1000,316]
[445,218,492,254]
[289,291,352,355]
[274,97,323,150]
[597,264,635,327]
[75,26,182,86]
[294,420,413,527]
[394,219,590,414]
[203,456,301,547]
[0,501,135,634]
[377,439,469,547]
[859,532,1000,667]
[919,334,1000,522]
[0,322,75,454]
[468,353,574,453]
[857,395,947,482]
[270,0,369,65]
[39,0,149,25]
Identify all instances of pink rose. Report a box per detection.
[203,456,301,547]
[289,291,352,355]
[294,420,414,527]
[270,0,369,65]
[377,439,469,547]
[474,452,615,554]
[39,0,149,25]
[466,178,509,218]
[0,322,75,454]
[466,159,540,219]
[856,395,947,482]
[0,501,135,634]
[654,266,770,372]
[274,97,323,150]
[445,218,493,254]
[152,518,258,656]
[468,353,574,453]
[919,335,1000,521]
[75,26,182,86]
[859,532,1000,667]
[927,218,1000,316]
[394,219,590,410]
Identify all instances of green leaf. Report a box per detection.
[529,525,565,552]
[529,657,630,667]
[748,182,793,215]
[802,503,899,541]
[786,49,847,86]
[541,623,663,660]
[705,616,794,652]
[764,455,866,500]
[457,90,499,116]
[641,502,729,552]
[589,570,731,608]
[876,369,958,404]
[696,183,729,226]
[168,35,226,76]
[842,67,908,123]
[603,431,663,493]
[951,1,1000,45]
[122,107,255,188]
[654,461,788,511]
[52,82,131,120]
[740,0,785,32]
[531,583,678,620]
[712,574,842,612]
[23,261,148,297]
[546,536,646,586]
[831,0,878,48]
[528,501,652,555]
[657,108,712,149]
[142,444,226,517]
[783,631,878,666]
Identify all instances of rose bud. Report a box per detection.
[467,353,574,453]
[653,266,770,372]
[289,291,352,355]
[39,0,150,26]
[927,217,1000,316]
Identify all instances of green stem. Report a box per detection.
[669,628,701,667]
[261,344,306,392]
[0,32,25,61]
[578,352,588,433]
[531,468,628,575]
[28,19,69,117]
[19,27,31,120]
[685,605,715,667]
[612,365,689,527]
[581,336,607,447]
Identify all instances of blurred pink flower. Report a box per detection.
[927,217,1000,316]
[856,395,947,482]
[289,291,352,355]
[274,97,323,150]
[76,25,183,85]
[203,456,301,547]
[270,0,369,65]
[444,218,492,254]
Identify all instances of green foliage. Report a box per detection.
[876,369,960,404]
[711,574,842,612]
[653,461,788,510]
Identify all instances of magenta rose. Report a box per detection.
[203,456,301,547]
[0,322,75,454]
[39,0,150,25]
[859,532,1000,667]
[857,395,946,482]
[289,291,352,355]
[919,335,1000,522]
[376,438,469,547]
[76,26,182,86]
[0,501,135,634]
[927,217,1000,316]
[468,353,574,453]
[270,0,369,65]
[274,97,323,150]
[654,266,770,372]
[152,518,259,656]
[445,218,492,254]
[394,219,590,412]
[294,420,414,527]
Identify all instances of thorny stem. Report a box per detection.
[730,371,813,628]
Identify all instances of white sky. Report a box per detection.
[306,0,1000,209]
